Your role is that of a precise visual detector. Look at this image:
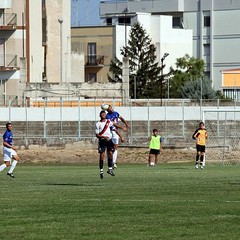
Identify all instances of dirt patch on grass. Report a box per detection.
[16,144,196,165]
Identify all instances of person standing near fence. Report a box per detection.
[192,122,208,170]
[106,105,129,169]
[96,110,124,179]
[0,122,20,178]
[148,129,163,166]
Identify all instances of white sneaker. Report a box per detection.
[200,165,204,170]
[195,164,199,169]
[113,163,117,169]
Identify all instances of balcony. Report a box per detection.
[85,55,105,67]
[0,54,19,71]
[0,13,17,30]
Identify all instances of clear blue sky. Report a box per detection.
[71,0,102,26]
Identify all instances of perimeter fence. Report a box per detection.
[0,97,240,148]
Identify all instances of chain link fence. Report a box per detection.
[203,109,240,165]
[0,97,240,164]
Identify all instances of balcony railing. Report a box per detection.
[0,54,19,70]
[0,13,17,29]
[85,55,105,66]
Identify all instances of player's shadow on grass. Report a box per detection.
[164,167,190,170]
[46,183,102,187]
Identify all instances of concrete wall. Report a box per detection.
[71,52,84,83]
[24,82,123,99]
[1,105,239,148]
[45,0,71,83]
[1,106,238,122]
[29,0,43,83]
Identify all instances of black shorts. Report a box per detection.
[149,149,160,155]
[98,138,115,154]
[196,145,205,153]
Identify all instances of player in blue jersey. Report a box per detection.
[106,105,129,168]
[0,123,20,178]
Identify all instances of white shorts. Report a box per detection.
[112,132,119,145]
[3,146,17,161]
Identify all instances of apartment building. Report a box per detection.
[71,14,192,85]
[221,68,240,99]
[100,0,240,94]
[0,0,23,102]
[71,26,115,83]
[0,0,71,105]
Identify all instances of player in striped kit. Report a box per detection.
[95,110,124,179]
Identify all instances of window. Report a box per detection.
[87,42,96,64]
[0,39,5,66]
[205,71,210,80]
[203,44,210,56]
[87,73,97,83]
[204,16,210,27]
[118,17,131,25]
[106,18,112,26]
[172,17,183,29]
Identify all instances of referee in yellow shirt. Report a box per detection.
[192,122,208,169]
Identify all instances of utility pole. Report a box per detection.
[160,53,169,106]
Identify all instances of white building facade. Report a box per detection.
[0,0,71,104]
[114,13,193,76]
[100,0,240,91]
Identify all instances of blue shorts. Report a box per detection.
[98,139,115,153]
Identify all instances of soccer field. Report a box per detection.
[0,163,239,240]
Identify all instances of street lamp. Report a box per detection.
[160,53,169,106]
[58,17,63,83]
[123,7,129,48]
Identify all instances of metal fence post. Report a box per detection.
[94,97,97,138]
[60,97,63,137]
[44,98,46,138]
[8,97,11,122]
[25,100,28,139]
[78,97,81,139]
[147,98,150,137]
[217,98,220,136]
[130,99,133,144]
[182,99,185,137]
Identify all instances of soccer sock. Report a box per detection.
[108,158,113,169]
[99,159,104,170]
[113,150,118,164]
[200,155,204,165]
[196,154,199,164]
[8,160,18,174]
[0,163,7,172]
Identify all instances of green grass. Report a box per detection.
[0,163,239,240]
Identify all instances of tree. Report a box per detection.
[169,54,205,98]
[181,78,217,101]
[109,22,162,98]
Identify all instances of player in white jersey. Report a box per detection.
[95,110,124,179]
